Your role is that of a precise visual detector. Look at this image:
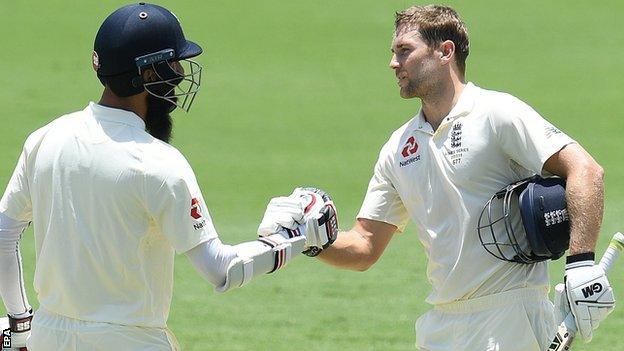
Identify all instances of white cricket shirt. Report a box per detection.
[0,102,216,327]
[358,83,575,305]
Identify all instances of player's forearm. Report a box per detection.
[0,213,32,316]
[317,230,378,271]
[186,232,305,292]
[565,161,604,255]
[0,248,31,316]
[185,237,238,287]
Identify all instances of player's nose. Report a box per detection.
[389,54,400,69]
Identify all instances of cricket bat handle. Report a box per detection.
[548,232,624,351]
[598,232,624,271]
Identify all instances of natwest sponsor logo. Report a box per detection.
[191,198,207,230]
[400,136,420,167]
[190,198,203,219]
[401,136,419,157]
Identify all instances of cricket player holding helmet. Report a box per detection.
[261,5,614,350]
[0,3,335,350]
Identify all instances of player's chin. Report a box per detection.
[399,88,417,99]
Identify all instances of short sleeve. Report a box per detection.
[357,144,410,232]
[0,148,32,222]
[145,155,217,254]
[490,96,575,174]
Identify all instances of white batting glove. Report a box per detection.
[553,283,571,325]
[6,312,32,350]
[289,187,339,257]
[565,259,615,342]
[257,194,305,236]
[10,331,29,350]
[261,187,339,256]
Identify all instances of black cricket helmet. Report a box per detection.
[477,176,570,264]
[93,2,202,111]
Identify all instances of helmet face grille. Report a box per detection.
[478,179,535,263]
[477,176,570,264]
[143,59,202,112]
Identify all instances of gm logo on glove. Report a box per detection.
[581,283,603,298]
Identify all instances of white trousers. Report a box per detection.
[416,287,556,351]
[27,308,180,351]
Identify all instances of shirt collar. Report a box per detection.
[415,110,434,133]
[445,81,477,121]
[415,82,478,132]
[88,102,146,130]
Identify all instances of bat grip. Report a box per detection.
[598,232,624,271]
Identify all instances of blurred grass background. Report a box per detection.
[0,0,622,350]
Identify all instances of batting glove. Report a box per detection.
[7,310,32,351]
[257,194,305,236]
[259,187,339,257]
[565,256,615,342]
[553,283,571,326]
[289,187,339,257]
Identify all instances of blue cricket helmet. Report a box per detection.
[519,177,570,258]
[478,176,570,264]
[93,3,202,110]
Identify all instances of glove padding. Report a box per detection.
[292,187,339,257]
[4,312,32,350]
[553,283,571,326]
[259,187,339,257]
[10,331,29,351]
[257,194,305,236]
[565,260,615,342]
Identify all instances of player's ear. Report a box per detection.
[141,68,157,83]
[439,40,455,65]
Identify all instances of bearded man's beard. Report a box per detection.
[145,92,177,143]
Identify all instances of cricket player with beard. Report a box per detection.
[261,5,615,351]
[0,3,336,350]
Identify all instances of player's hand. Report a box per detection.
[565,259,615,342]
[257,194,305,236]
[8,312,32,350]
[289,187,339,257]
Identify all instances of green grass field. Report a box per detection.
[1,1,623,350]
